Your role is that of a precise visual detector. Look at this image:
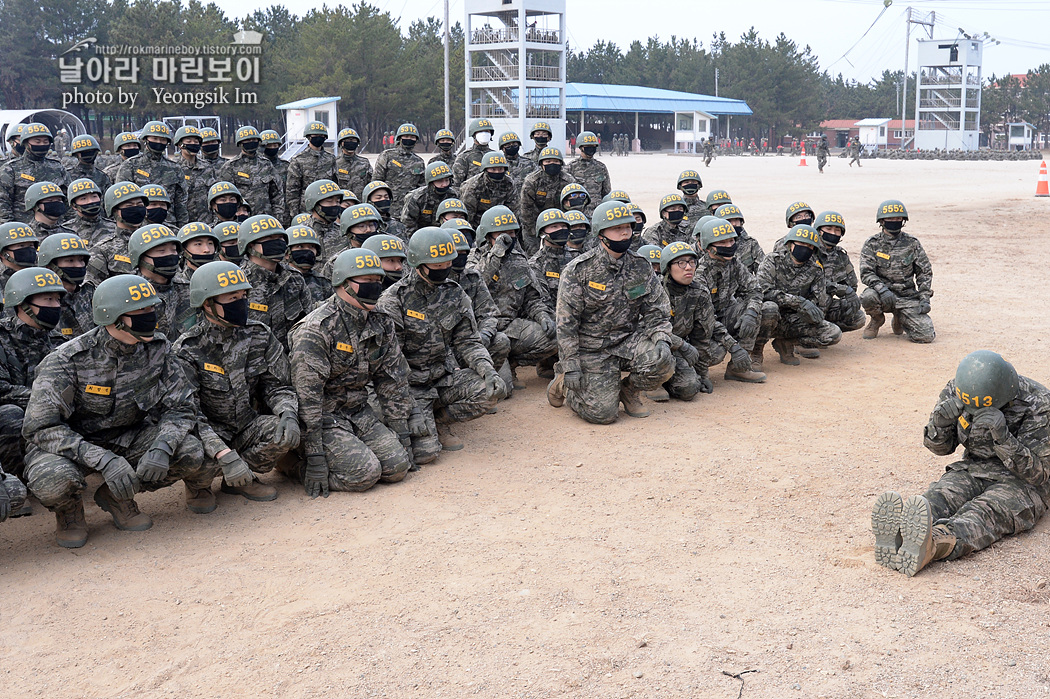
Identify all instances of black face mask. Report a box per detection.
[319,204,342,221]
[215,202,239,220]
[58,263,87,286]
[503,145,520,158]
[543,163,562,177]
[77,202,102,218]
[188,251,217,266]
[791,244,814,262]
[883,220,904,233]
[122,309,158,339]
[290,248,317,268]
[235,213,250,223]
[382,268,402,289]
[451,251,469,271]
[347,280,383,306]
[41,201,69,219]
[241,141,260,153]
[28,144,50,157]
[216,298,249,327]
[565,194,587,210]
[534,136,549,147]
[9,247,37,266]
[433,184,450,195]
[666,210,685,223]
[342,140,360,153]
[732,224,746,234]
[715,242,738,258]
[182,143,202,154]
[263,146,280,158]
[145,207,169,224]
[308,135,327,148]
[146,141,167,154]
[352,232,378,247]
[600,235,632,254]
[201,143,220,154]
[437,142,453,152]
[569,226,589,242]
[822,232,842,246]
[78,152,98,165]
[122,147,140,159]
[547,232,569,247]
[144,253,180,279]
[257,238,288,261]
[27,303,62,330]
[793,215,815,227]
[421,265,450,284]
[221,244,243,264]
[400,138,417,150]
[372,199,391,215]
[119,205,147,226]
[12,142,24,155]
[581,146,597,157]
[487,171,505,182]
[680,184,700,196]
[632,221,644,234]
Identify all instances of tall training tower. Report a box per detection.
[464,0,566,150]
[913,38,983,151]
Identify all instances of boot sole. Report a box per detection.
[546,377,565,408]
[57,534,88,548]
[797,349,820,359]
[220,484,278,502]
[92,491,153,531]
[724,371,767,383]
[899,495,933,577]
[440,442,464,451]
[186,499,218,514]
[871,491,903,571]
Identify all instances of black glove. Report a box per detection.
[492,233,515,257]
[678,342,700,366]
[99,451,139,500]
[877,287,897,312]
[218,449,253,488]
[563,370,583,393]
[274,412,301,449]
[729,345,752,372]
[539,314,556,338]
[737,308,759,339]
[136,447,170,483]
[930,397,964,428]
[483,370,506,399]
[835,283,855,297]
[970,408,1010,443]
[799,299,824,324]
[0,481,9,523]
[304,453,329,499]
[918,297,931,315]
[407,409,431,438]
[698,374,714,394]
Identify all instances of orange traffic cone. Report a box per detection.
[1037,160,1049,197]
[798,142,808,166]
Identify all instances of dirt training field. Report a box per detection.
[3,151,1050,698]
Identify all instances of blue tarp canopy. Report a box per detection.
[566,83,752,117]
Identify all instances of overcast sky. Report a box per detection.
[214,0,1050,83]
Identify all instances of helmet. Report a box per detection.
[637,244,662,265]
[629,203,646,225]
[207,181,243,206]
[234,125,261,145]
[331,248,385,287]
[104,181,146,216]
[189,260,252,308]
[441,218,475,240]
[535,208,567,237]
[141,183,170,205]
[705,189,732,208]
[303,121,328,138]
[69,134,100,155]
[237,214,286,255]
[481,151,508,171]
[361,180,392,202]
[395,123,420,142]
[786,224,822,248]
[814,210,846,234]
[92,274,161,325]
[0,222,38,253]
[714,203,743,221]
[659,241,697,275]
[498,132,521,148]
[785,201,815,227]
[425,161,453,185]
[468,118,495,137]
[876,199,909,221]
[447,228,471,253]
[406,227,457,267]
[437,198,468,219]
[602,190,631,204]
[563,210,589,229]
[292,212,313,226]
[287,224,322,250]
[302,179,342,211]
[577,131,600,148]
[173,126,201,146]
[434,128,455,143]
[38,232,90,267]
[214,220,241,247]
[24,181,64,212]
[259,130,281,146]
[477,205,520,239]
[20,122,53,144]
[3,267,66,309]
[560,182,587,204]
[139,121,172,142]
[128,224,179,268]
[362,234,407,259]
[178,221,219,247]
[954,350,1019,412]
[697,218,738,249]
[537,146,564,163]
[342,189,359,205]
[5,123,26,143]
[337,127,361,146]
[530,122,552,138]
[658,193,686,215]
[677,169,702,188]
[590,201,635,235]
[200,127,221,143]
[113,131,139,151]
[339,204,382,236]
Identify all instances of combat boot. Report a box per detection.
[498,360,515,397]
[797,347,820,359]
[899,495,956,577]
[536,355,556,380]
[93,484,153,531]
[221,477,278,502]
[646,387,670,402]
[749,338,767,370]
[772,338,800,365]
[184,482,217,514]
[724,365,767,383]
[508,363,525,391]
[619,378,650,418]
[863,314,884,340]
[871,491,904,570]
[434,407,464,451]
[891,312,903,335]
[546,373,565,408]
[54,500,88,548]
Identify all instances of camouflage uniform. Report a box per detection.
[22,327,215,514]
[0,461,28,516]
[695,254,765,351]
[734,230,765,276]
[755,249,842,347]
[335,153,372,198]
[262,152,288,215]
[73,215,114,246]
[28,218,77,240]
[56,282,96,340]
[381,216,409,243]
[243,260,311,351]
[169,269,201,337]
[452,144,493,186]
[817,140,830,173]
[664,277,739,400]
[683,195,707,222]
[505,154,537,188]
[0,314,65,411]
[529,245,570,313]
[304,215,343,260]
[519,168,576,255]
[373,146,425,218]
[64,161,111,197]
[173,319,298,475]
[0,152,71,224]
[285,148,338,219]
[374,268,498,464]
[859,231,934,343]
[921,376,1050,559]
[702,140,714,167]
[565,157,611,216]
[459,173,521,227]
[820,244,866,333]
[102,158,128,182]
[448,265,510,371]
[144,278,192,342]
[286,295,413,490]
[400,185,459,237]
[179,156,218,224]
[86,228,134,285]
[555,247,675,424]
[218,154,286,222]
[116,151,189,227]
[640,220,693,248]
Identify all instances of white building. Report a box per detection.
[276,96,340,158]
[855,118,891,150]
[673,110,715,154]
[1007,121,1036,150]
[913,38,982,151]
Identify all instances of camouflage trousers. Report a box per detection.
[1,471,28,513]
[504,318,558,367]
[24,426,212,512]
[0,404,25,479]
[762,301,842,347]
[664,353,712,402]
[923,461,1048,560]
[719,297,770,351]
[561,336,676,425]
[282,406,410,492]
[817,154,828,172]
[860,290,935,343]
[212,415,294,475]
[486,330,511,371]
[826,293,866,333]
[410,369,495,463]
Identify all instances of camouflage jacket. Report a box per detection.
[665,278,736,356]
[73,215,115,246]
[304,214,343,260]
[448,267,500,341]
[504,154,537,188]
[64,160,112,195]
[173,318,297,457]
[820,244,859,297]
[470,243,551,329]
[564,157,611,216]
[555,247,673,373]
[263,154,288,213]
[116,150,189,227]
[452,143,493,186]
[335,153,372,198]
[374,268,494,387]
[102,158,127,182]
[529,244,571,312]
[289,295,413,454]
[242,260,311,350]
[381,216,409,242]
[86,226,135,285]
[373,146,425,218]
[640,219,693,248]
[218,153,286,222]
[0,315,65,409]
[145,277,193,342]
[29,218,77,240]
[756,249,829,312]
[400,184,459,236]
[735,230,765,275]
[696,253,764,320]
[56,282,96,340]
[178,155,219,224]
[170,269,201,337]
[296,265,333,310]
[22,326,194,466]
[459,172,520,227]
[519,168,576,240]
[859,231,933,300]
[0,152,71,223]
[285,147,338,218]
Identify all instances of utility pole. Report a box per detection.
[715,67,719,97]
[902,7,935,148]
[444,0,450,130]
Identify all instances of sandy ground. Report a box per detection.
[3,150,1050,698]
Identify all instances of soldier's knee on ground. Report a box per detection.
[324,427,383,492]
[25,452,86,509]
[860,288,884,315]
[822,322,843,346]
[666,366,699,402]
[903,313,935,344]
[0,404,25,476]
[2,473,28,512]
[411,435,442,465]
[569,372,620,425]
[760,301,781,332]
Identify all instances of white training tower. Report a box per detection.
[913,38,983,151]
[464,0,567,151]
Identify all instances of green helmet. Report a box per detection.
[259,129,281,146]
[577,131,600,148]
[786,224,822,249]
[785,201,815,227]
[538,146,564,163]
[105,182,146,216]
[92,274,161,325]
[0,222,38,254]
[128,224,179,268]
[468,118,495,137]
[876,199,909,221]
[629,203,646,225]
[70,134,100,155]
[426,161,453,185]
[287,224,322,250]
[303,121,328,138]
[5,123,26,144]
[337,127,361,146]
[954,350,1019,413]
[434,128,455,143]
[659,240,697,274]
[292,212,313,226]
[563,210,589,229]
[437,197,468,220]
[482,151,508,170]
[362,234,407,259]
[530,122,553,138]
[697,218,737,249]
[560,182,587,205]
[676,169,702,188]
[237,214,286,254]
[406,227,457,267]
[302,179,342,211]
[814,210,846,235]
[477,205,520,239]
[342,189,359,205]
[361,180,392,202]
[339,204,382,236]
[214,221,241,247]
[447,228,471,253]
[20,122,53,144]
[207,181,243,206]
[498,132,521,148]
[141,183,170,205]
[4,266,65,309]
[173,125,202,146]
[714,203,743,222]
[189,260,252,308]
[637,244,662,265]
[602,190,631,204]
[659,193,686,215]
[705,189,732,209]
[24,181,65,212]
[114,131,139,151]
[178,221,219,247]
[38,232,89,267]
[234,125,260,145]
[67,177,102,205]
[590,201,635,235]
[140,120,172,142]
[200,127,221,144]
[536,208,567,237]
[331,248,385,287]
[395,123,419,142]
